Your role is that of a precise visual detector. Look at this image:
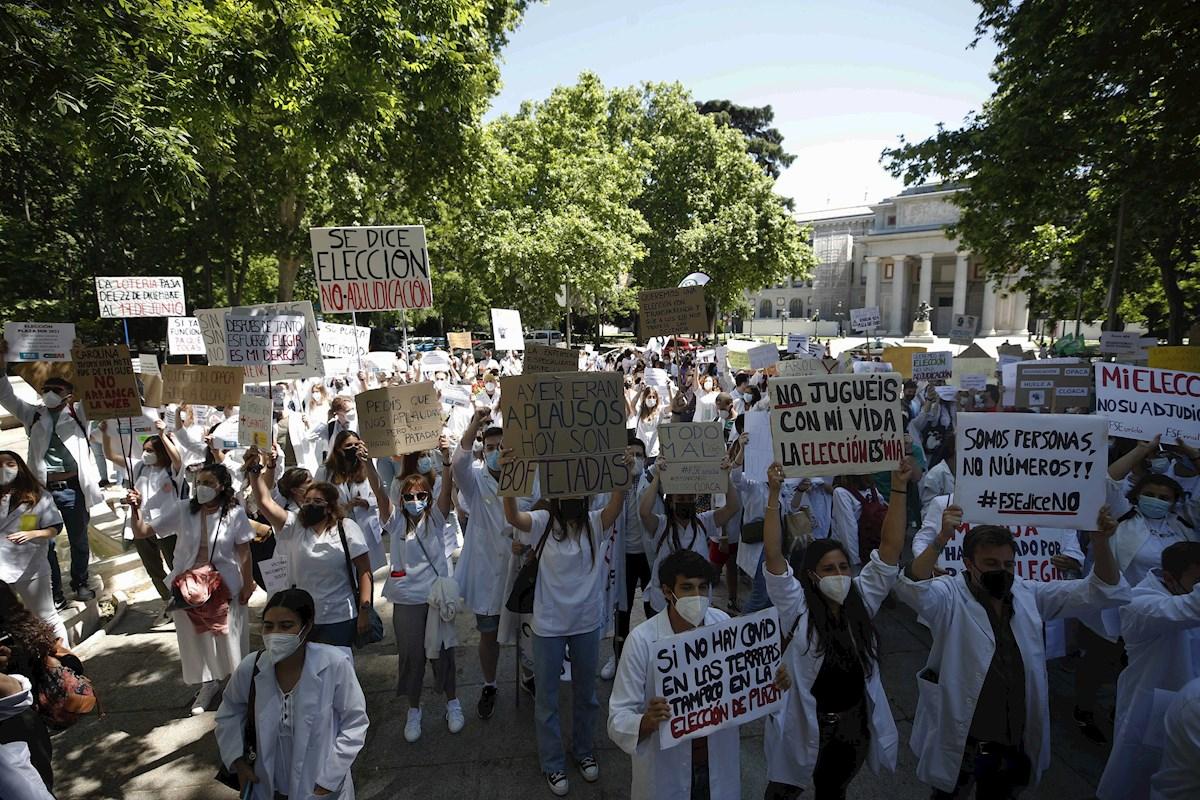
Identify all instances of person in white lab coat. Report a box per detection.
[216,588,369,800]
[760,460,907,800]
[1152,674,1200,799]
[0,672,54,800]
[315,431,390,572]
[897,510,1131,798]
[608,549,739,799]
[0,452,67,643]
[1097,541,1200,800]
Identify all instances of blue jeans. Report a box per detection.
[47,479,91,595]
[744,549,773,613]
[532,626,601,774]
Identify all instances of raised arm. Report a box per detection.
[907,502,962,580]
[639,465,663,533]
[600,451,635,530]
[1109,436,1160,480]
[878,458,913,566]
[713,458,741,527]
[99,420,129,471]
[1087,506,1120,586]
[763,463,788,576]
[156,421,184,473]
[249,458,289,532]
[359,442,390,524]
[499,448,534,533]
[0,340,38,424]
[436,436,454,517]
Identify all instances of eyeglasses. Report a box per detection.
[402,493,430,501]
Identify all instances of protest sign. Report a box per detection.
[1148,346,1200,373]
[851,360,893,374]
[95,276,186,318]
[490,308,524,351]
[849,306,880,332]
[929,520,1078,582]
[639,286,708,339]
[309,225,432,312]
[419,350,451,376]
[643,368,670,389]
[71,345,141,421]
[742,411,773,483]
[363,351,396,374]
[524,343,579,374]
[257,555,291,596]
[317,321,371,359]
[101,412,159,452]
[167,317,206,356]
[960,374,987,391]
[498,372,632,497]
[196,301,322,380]
[1094,363,1200,447]
[440,384,472,408]
[137,354,159,377]
[653,608,784,749]
[748,343,779,371]
[878,346,927,380]
[777,355,846,377]
[137,355,163,407]
[767,372,903,478]
[948,314,978,346]
[1015,361,1092,410]
[786,334,809,355]
[1100,331,1148,356]
[237,394,273,448]
[950,344,998,389]
[997,343,1029,360]
[955,412,1108,529]
[447,331,473,350]
[224,314,306,366]
[911,351,954,382]
[658,423,727,494]
[2,323,74,362]
[354,384,442,457]
[161,364,244,407]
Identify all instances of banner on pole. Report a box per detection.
[224,314,306,366]
[95,276,186,318]
[309,225,432,312]
[167,317,206,356]
[911,351,954,382]
[317,321,371,359]
[196,301,322,380]
[490,308,524,351]
[849,307,880,332]
[71,345,142,421]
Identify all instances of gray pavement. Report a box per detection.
[49,581,1116,800]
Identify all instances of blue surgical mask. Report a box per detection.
[1149,457,1171,474]
[417,455,434,474]
[1138,495,1172,520]
[404,499,427,517]
[485,450,500,471]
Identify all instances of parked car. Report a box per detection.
[525,329,563,347]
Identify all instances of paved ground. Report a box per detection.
[48,574,1118,800]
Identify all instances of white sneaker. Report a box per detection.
[446,700,465,734]
[599,655,617,681]
[545,771,569,796]
[404,708,422,743]
[190,681,221,715]
[578,755,600,782]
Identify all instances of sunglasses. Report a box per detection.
[402,493,429,502]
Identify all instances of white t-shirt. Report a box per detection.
[133,464,180,528]
[277,511,369,624]
[383,505,450,606]
[0,492,62,583]
[521,508,610,637]
[645,510,719,612]
[636,415,662,458]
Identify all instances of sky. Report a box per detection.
[487,0,998,216]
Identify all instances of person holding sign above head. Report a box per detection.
[898,508,1131,799]
[0,341,102,605]
[607,549,737,799]
[128,463,255,715]
[501,449,632,796]
[639,459,740,614]
[760,459,906,800]
[315,431,390,571]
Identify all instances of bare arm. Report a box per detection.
[99,420,129,471]
[249,464,288,532]
[639,466,662,533]
[907,503,962,580]
[763,463,787,576]
[436,436,453,517]
[360,443,390,523]
[1109,436,1159,480]
[1088,506,1121,585]
[878,458,914,566]
[713,458,740,527]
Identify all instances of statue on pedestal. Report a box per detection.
[914,301,932,323]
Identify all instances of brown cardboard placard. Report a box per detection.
[523,343,580,374]
[161,364,245,407]
[638,286,707,339]
[1015,361,1092,410]
[447,331,473,351]
[71,345,142,421]
[354,383,442,457]
[658,422,727,494]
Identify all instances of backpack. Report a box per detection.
[848,486,887,559]
[36,647,98,730]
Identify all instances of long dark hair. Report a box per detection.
[656,497,700,555]
[265,587,316,631]
[0,450,46,507]
[796,539,881,678]
[324,430,367,483]
[189,463,237,514]
[547,498,595,564]
[1122,473,1185,523]
[0,580,58,699]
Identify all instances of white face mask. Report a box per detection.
[42,391,64,407]
[0,465,18,485]
[485,383,496,393]
[262,630,306,663]
[140,452,157,466]
[194,484,219,505]
[816,574,852,605]
[672,594,710,627]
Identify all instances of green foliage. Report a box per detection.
[696,100,796,180]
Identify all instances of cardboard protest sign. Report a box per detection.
[997,343,1029,360]
[786,334,809,355]
[1100,331,1151,356]
[950,344,998,389]
[776,355,846,377]
[929,518,1079,582]
[911,351,954,382]
[94,276,186,318]
[653,608,784,749]
[161,364,244,407]
[1015,361,1092,410]
[1148,346,1200,373]
[309,225,432,312]
[498,372,632,497]
[167,317,206,356]
[639,286,707,339]
[748,344,779,371]
[878,346,927,380]
[767,373,904,478]
[196,301,322,380]
[960,374,987,391]
[224,314,306,366]
[658,423,727,494]
[948,314,977,346]
[1094,363,1200,447]
[71,345,141,421]
[524,343,579,374]
[3,323,74,362]
[354,383,442,457]
[447,331,473,350]
[850,306,880,332]
[237,394,273,449]
[317,321,371,359]
[490,308,524,351]
[955,413,1107,529]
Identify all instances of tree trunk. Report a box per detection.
[276,190,303,302]
[1103,193,1126,332]
[277,254,300,301]
[1159,253,1187,346]
[233,246,248,306]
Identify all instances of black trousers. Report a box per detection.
[614,551,653,656]
[931,740,1031,800]
[764,699,871,800]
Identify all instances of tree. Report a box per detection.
[696,100,796,180]
[881,0,1200,343]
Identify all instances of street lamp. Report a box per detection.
[780,310,789,344]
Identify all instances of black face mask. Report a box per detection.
[299,504,328,527]
[341,448,359,463]
[558,499,587,521]
[973,568,1014,600]
[673,501,695,519]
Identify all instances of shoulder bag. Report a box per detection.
[338,519,384,648]
[215,655,261,791]
[505,525,554,615]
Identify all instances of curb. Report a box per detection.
[72,590,129,658]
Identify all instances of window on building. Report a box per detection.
[758,300,773,319]
[887,215,896,226]
[789,298,804,318]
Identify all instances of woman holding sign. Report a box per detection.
[316,431,391,571]
[760,460,908,800]
[501,452,631,797]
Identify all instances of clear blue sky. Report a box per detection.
[488,0,997,215]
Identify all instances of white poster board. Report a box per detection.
[786,334,809,355]
[95,276,186,318]
[742,411,773,484]
[224,314,306,366]
[237,394,274,448]
[948,314,977,346]
[491,308,524,351]
[167,317,206,356]
[2,322,74,362]
[317,321,372,359]
[955,412,1108,529]
[1094,363,1200,447]
[748,344,779,371]
[911,351,954,382]
[309,225,432,312]
[195,301,323,380]
[850,306,880,332]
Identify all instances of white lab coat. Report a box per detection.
[453,449,511,616]
[893,569,1131,792]
[1097,573,1200,800]
[216,643,368,800]
[762,551,900,787]
[1152,676,1200,800]
[0,675,54,800]
[0,380,103,508]
[607,608,741,799]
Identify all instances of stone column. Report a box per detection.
[864,256,879,309]
[890,255,907,334]
[918,252,934,309]
[953,252,969,315]
[981,276,998,336]
[1009,276,1029,336]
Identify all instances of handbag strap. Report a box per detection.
[337,519,370,605]
[244,654,261,762]
[412,519,442,577]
